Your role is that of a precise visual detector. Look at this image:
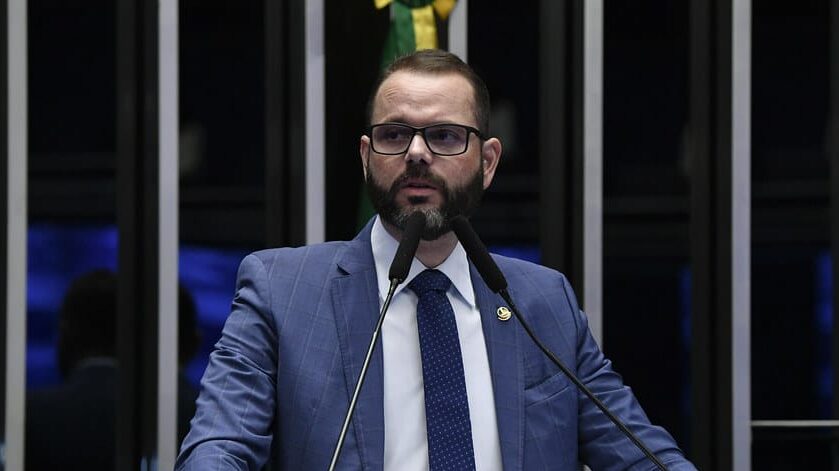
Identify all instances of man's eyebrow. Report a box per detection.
[374,118,417,128]
[376,114,407,123]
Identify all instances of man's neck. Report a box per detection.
[381,219,458,268]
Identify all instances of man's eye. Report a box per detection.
[381,128,409,140]
[428,128,461,142]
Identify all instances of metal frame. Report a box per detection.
[830,0,839,466]
[264,0,288,247]
[116,0,161,466]
[5,0,26,468]
[265,0,307,248]
[688,0,728,465]
[0,0,7,457]
[538,0,566,281]
[539,0,585,296]
[537,0,604,343]
[449,0,467,61]
[305,0,325,244]
[730,0,751,469]
[582,0,603,343]
[157,0,179,467]
[689,0,751,468]
[753,420,839,428]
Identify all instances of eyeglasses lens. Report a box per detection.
[372,124,469,156]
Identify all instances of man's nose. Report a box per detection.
[404,131,433,164]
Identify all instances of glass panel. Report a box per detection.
[603,0,692,453]
[325,2,388,239]
[178,0,266,452]
[179,0,265,190]
[468,0,540,249]
[751,0,831,421]
[753,427,839,469]
[751,0,834,464]
[25,2,119,469]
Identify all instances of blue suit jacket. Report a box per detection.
[176,223,696,471]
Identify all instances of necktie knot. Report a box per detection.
[408,269,452,296]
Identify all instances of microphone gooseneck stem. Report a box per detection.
[498,289,670,471]
[453,214,670,469]
[330,211,423,469]
[328,279,399,471]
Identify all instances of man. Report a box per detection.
[177,49,696,470]
[26,270,201,470]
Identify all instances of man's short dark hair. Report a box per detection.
[366,49,491,135]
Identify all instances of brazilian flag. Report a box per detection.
[377,0,457,67]
[358,0,459,229]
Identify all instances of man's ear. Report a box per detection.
[359,135,371,180]
[480,137,502,189]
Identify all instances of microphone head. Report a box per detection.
[450,216,508,293]
[388,211,426,283]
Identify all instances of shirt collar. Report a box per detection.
[371,215,476,308]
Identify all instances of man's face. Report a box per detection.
[365,154,484,240]
[359,71,502,240]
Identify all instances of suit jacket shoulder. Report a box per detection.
[487,254,696,471]
[177,229,379,471]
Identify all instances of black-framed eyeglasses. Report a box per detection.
[368,122,484,156]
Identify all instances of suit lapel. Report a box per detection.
[472,263,524,471]
[329,223,525,470]
[332,230,385,471]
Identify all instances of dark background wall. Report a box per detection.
[16,0,838,469]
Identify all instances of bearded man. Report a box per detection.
[177,49,696,471]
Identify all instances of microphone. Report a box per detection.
[388,211,426,283]
[450,216,670,471]
[449,216,507,292]
[329,211,426,471]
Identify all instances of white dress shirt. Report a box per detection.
[372,217,503,471]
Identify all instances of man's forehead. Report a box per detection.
[371,71,476,122]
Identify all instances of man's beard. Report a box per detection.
[365,161,484,241]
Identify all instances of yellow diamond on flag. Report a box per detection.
[433,0,456,20]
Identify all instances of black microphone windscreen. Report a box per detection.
[388,212,426,283]
[450,216,508,293]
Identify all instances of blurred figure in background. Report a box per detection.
[25,270,201,470]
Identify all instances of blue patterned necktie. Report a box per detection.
[408,269,476,470]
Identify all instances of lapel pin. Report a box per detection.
[496,306,512,322]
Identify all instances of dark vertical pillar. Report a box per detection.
[264,0,286,247]
[830,1,839,468]
[539,0,585,291]
[265,0,306,248]
[689,0,734,468]
[116,0,160,467]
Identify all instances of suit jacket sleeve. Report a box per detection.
[176,253,278,471]
[561,276,697,471]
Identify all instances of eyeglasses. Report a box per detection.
[368,123,484,156]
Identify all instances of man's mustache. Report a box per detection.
[390,164,448,195]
